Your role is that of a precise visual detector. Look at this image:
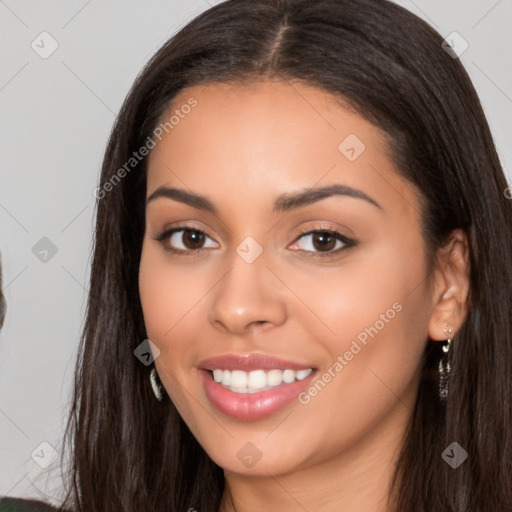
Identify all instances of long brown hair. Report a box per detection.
[59,1,512,510]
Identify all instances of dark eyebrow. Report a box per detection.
[146,183,382,213]
[147,186,218,213]
[272,184,382,212]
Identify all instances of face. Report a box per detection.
[139,80,434,477]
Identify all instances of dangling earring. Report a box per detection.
[150,367,163,402]
[438,322,453,401]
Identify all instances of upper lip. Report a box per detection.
[198,353,314,371]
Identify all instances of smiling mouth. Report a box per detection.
[210,368,313,393]
[198,353,318,419]
[200,365,317,420]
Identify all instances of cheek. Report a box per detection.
[298,242,430,424]
[138,265,171,343]
[138,244,202,415]
[279,235,428,350]
[138,242,204,341]
[294,237,429,380]
[138,241,212,398]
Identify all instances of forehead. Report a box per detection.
[145,80,419,219]
[151,80,384,161]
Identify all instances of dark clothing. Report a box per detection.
[0,498,60,511]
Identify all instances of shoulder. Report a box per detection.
[0,497,61,511]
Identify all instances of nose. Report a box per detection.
[208,250,287,336]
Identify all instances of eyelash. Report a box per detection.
[152,225,356,259]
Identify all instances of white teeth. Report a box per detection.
[210,368,313,393]
[282,369,295,384]
[267,369,283,386]
[247,370,267,390]
[230,370,247,388]
[222,369,231,386]
[296,369,313,380]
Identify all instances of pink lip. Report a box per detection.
[198,354,316,421]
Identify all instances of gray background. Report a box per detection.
[0,0,511,502]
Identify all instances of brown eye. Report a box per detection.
[153,226,218,254]
[311,232,337,252]
[290,229,355,257]
[181,229,205,249]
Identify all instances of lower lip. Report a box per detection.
[200,369,316,420]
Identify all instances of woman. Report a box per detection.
[2,0,511,510]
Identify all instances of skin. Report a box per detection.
[139,80,469,512]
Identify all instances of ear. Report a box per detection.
[428,228,470,342]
